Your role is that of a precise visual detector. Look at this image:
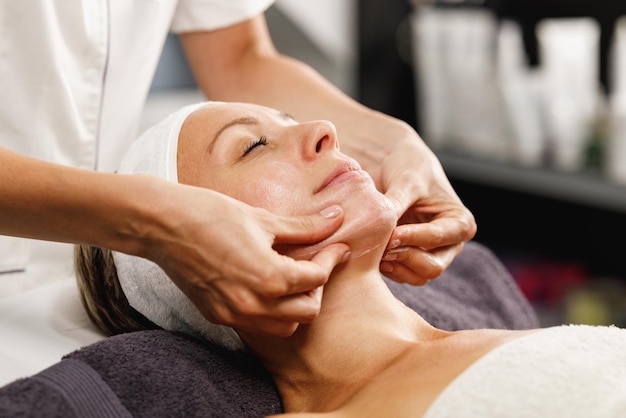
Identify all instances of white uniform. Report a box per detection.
[0,0,274,295]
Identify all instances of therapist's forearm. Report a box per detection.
[0,146,162,256]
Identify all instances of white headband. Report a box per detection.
[112,101,245,350]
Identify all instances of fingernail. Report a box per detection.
[313,286,324,299]
[382,252,397,261]
[320,205,341,219]
[341,251,352,263]
[388,239,401,249]
[387,246,409,254]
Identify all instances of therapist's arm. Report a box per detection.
[180,15,476,284]
[0,146,348,335]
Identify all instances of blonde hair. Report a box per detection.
[74,245,160,336]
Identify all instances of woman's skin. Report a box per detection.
[176,103,537,416]
[182,15,477,286]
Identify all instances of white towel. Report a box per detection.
[424,324,626,417]
[112,101,245,351]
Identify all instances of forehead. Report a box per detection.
[184,102,294,130]
[178,102,296,156]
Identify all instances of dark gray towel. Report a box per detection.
[0,241,538,417]
[67,330,282,417]
[386,240,540,330]
[1,331,281,418]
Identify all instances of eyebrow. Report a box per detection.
[208,111,295,153]
[209,117,258,153]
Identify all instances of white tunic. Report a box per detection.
[0,0,274,291]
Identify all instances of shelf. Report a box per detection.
[437,151,626,214]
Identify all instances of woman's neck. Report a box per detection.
[239,253,441,412]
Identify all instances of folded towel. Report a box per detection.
[0,330,281,418]
[424,324,626,417]
[112,101,245,350]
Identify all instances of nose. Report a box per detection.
[296,120,339,160]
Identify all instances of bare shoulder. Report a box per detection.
[271,329,541,418]
[333,328,540,418]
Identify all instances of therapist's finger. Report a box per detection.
[210,243,348,335]
[272,205,345,245]
[270,242,350,297]
[381,243,461,285]
[238,286,326,337]
[387,216,472,252]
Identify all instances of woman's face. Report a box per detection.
[177,102,396,256]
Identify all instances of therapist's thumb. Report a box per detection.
[274,205,344,245]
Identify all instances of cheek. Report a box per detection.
[229,167,310,216]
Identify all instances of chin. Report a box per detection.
[339,192,396,247]
[276,191,396,262]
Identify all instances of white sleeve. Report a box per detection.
[171,0,276,33]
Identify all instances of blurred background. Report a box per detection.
[144,0,626,327]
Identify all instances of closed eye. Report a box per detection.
[243,136,268,156]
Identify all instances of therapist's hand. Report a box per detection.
[178,14,472,288]
[0,146,347,337]
[376,134,477,285]
[146,184,349,337]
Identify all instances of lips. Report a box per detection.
[316,162,364,193]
